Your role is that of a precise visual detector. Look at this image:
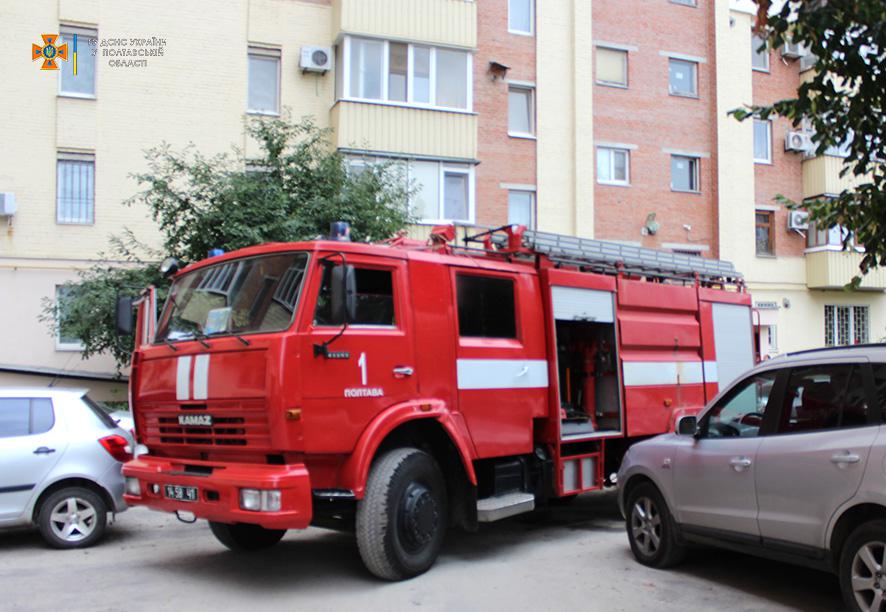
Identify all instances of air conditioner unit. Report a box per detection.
[788,210,810,231]
[0,192,16,216]
[782,41,806,59]
[785,131,812,153]
[300,46,332,73]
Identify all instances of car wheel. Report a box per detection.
[840,520,886,612]
[208,522,286,551]
[356,448,447,581]
[625,482,686,568]
[37,486,108,549]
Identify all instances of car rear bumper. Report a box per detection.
[122,455,312,530]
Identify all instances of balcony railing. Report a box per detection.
[806,249,886,291]
[333,0,476,49]
[802,154,871,199]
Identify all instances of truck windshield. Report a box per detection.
[155,252,309,342]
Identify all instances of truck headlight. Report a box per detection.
[239,489,281,512]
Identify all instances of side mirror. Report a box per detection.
[115,296,134,336]
[330,264,357,324]
[676,415,698,436]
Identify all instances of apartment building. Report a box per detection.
[1,1,882,399]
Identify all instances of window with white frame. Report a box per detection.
[342,37,471,111]
[596,47,628,87]
[807,221,853,249]
[670,0,697,6]
[671,155,699,192]
[57,152,95,224]
[60,26,97,97]
[754,120,771,163]
[597,147,630,185]
[508,85,534,136]
[508,190,535,229]
[668,58,697,96]
[248,47,280,114]
[508,0,534,35]
[825,305,869,346]
[751,33,770,71]
[55,285,84,351]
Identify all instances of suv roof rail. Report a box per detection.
[785,343,886,358]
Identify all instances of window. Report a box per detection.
[767,325,778,352]
[807,221,852,249]
[755,211,774,255]
[508,86,534,136]
[344,37,471,111]
[825,305,869,346]
[456,275,516,338]
[668,58,697,96]
[752,33,770,71]
[701,371,777,438]
[670,0,697,6]
[754,120,772,163]
[777,365,869,433]
[670,155,699,192]
[508,190,535,229]
[508,0,534,35]
[315,267,395,327]
[60,27,97,97]
[874,364,886,422]
[248,47,280,114]
[597,147,630,185]
[596,47,628,87]
[0,398,54,438]
[56,285,84,350]
[57,152,94,224]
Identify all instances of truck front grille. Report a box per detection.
[141,401,271,450]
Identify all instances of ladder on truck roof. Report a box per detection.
[464,227,743,285]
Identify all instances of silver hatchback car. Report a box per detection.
[0,388,132,548]
[618,345,886,612]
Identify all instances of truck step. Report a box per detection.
[477,492,535,522]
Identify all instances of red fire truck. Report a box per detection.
[120,224,754,580]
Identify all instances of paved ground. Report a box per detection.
[0,491,843,611]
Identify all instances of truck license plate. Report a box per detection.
[164,485,198,502]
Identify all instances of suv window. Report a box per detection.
[314,266,395,327]
[0,398,55,438]
[777,364,868,434]
[875,364,886,421]
[456,274,517,338]
[702,371,777,438]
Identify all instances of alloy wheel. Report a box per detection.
[852,541,886,611]
[630,496,662,557]
[48,496,98,543]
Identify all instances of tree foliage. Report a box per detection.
[731,0,885,282]
[43,116,413,371]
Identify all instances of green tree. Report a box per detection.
[731,0,885,283]
[43,116,413,371]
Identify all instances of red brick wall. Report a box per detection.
[592,0,719,255]
[752,49,806,258]
[474,0,536,227]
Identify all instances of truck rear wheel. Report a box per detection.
[356,448,447,580]
[208,521,286,551]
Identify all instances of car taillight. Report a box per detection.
[99,435,133,462]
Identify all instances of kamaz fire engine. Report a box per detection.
[120,224,754,580]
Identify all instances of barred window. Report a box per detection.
[57,153,95,224]
[825,305,870,346]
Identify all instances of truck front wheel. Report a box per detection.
[208,521,286,551]
[356,448,447,580]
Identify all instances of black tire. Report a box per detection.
[356,448,447,581]
[37,486,108,549]
[839,520,886,612]
[209,521,286,551]
[625,482,686,568]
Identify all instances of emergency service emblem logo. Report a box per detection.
[32,34,68,70]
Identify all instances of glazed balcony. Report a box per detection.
[806,249,886,291]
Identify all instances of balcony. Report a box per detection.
[333,0,476,49]
[806,249,886,291]
[331,100,477,161]
[802,154,871,199]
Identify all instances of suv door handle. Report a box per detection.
[730,456,752,471]
[831,451,861,465]
[392,366,414,378]
[33,447,56,455]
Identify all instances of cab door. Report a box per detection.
[0,398,67,521]
[299,255,417,452]
[755,362,878,548]
[672,369,781,536]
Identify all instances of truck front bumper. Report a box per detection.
[122,455,312,530]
